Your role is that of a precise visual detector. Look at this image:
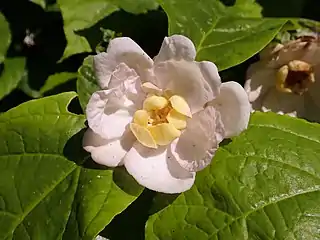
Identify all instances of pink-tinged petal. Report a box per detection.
[83,129,135,167]
[198,61,221,97]
[124,143,195,194]
[94,37,153,89]
[171,106,225,172]
[259,43,284,60]
[304,92,320,122]
[245,62,275,103]
[108,63,139,89]
[154,35,196,63]
[154,60,215,113]
[272,39,320,68]
[86,88,135,140]
[211,82,251,138]
[308,66,320,109]
[261,88,304,117]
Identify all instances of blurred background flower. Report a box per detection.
[245,34,320,122]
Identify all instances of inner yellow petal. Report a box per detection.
[149,123,181,146]
[133,110,149,127]
[141,82,162,95]
[143,95,168,111]
[276,65,292,93]
[130,123,157,149]
[169,95,192,117]
[166,109,187,130]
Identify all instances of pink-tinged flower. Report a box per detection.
[245,36,320,121]
[83,35,250,193]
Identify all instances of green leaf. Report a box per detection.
[39,72,78,95]
[159,0,286,70]
[76,56,100,111]
[0,57,26,100]
[0,92,142,239]
[63,167,142,240]
[113,0,158,14]
[0,12,11,63]
[58,0,158,60]
[57,0,119,60]
[30,0,46,8]
[146,112,320,239]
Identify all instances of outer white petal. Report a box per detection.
[259,43,284,60]
[244,62,275,103]
[261,88,305,117]
[304,92,320,122]
[270,39,319,68]
[154,60,217,113]
[154,35,196,63]
[93,37,153,89]
[171,106,225,172]
[108,63,139,89]
[83,129,135,167]
[211,82,251,138]
[124,143,195,194]
[307,65,320,109]
[198,61,221,98]
[86,89,135,140]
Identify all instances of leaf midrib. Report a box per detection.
[210,187,320,237]
[250,123,320,144]
[161,187,319,238]
[3,155,77,239]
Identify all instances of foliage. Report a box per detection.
[146,112,320,239]
[0,0,319,239]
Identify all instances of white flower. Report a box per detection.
[83,35,250,193]
[245,36,320,121]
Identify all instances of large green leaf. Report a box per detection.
[0,13,11,63]
[0,92,142,240]
[30,0,46,8]
[77,56,100,111]
[39,72,78,95]
[159,0,286,70]
[0,57,26,100]
[146,112,320,239]
[57,0,118,60]
[58,0,158,60]
[113,0,158,14]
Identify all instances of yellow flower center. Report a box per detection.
[276,60,315,95]
[130,93,191,149]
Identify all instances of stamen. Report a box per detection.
[131,93,191,148]
[276,60,315,95]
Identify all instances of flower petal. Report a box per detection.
[154,60,215,113]
[272,38,320,68]
[143,95,168,111]
[149,123,181,146]
[83,129,135,167]
[245,62,276,103]
[308,66,320,109]
[166,109,187,130]
[171,106,225,172]
[108,63,138,89]
[124,143,195,193]
[130,123,157,149]
[133,109,149,127]
[198,61,221,98]
[141,82,163,95]
[261,88,305,117]
[154,35,196,63]
[94,37,153,89]
[211,82,251,138]
[86,89,135,139]
[169,95,192,117]
[304,92,320,122]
